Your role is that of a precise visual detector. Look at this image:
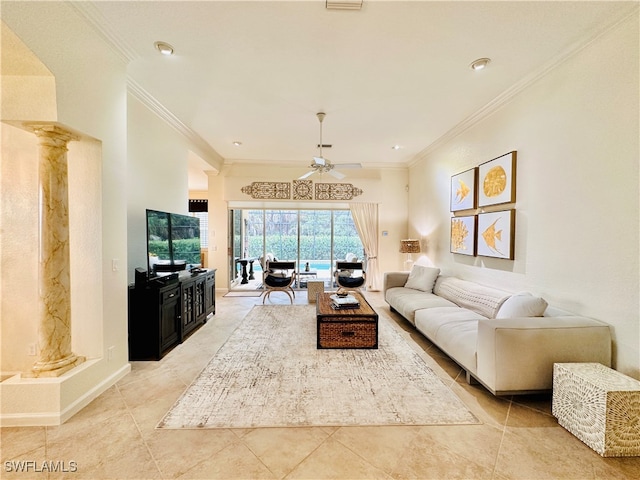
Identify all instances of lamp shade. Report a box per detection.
[400,239,420,254]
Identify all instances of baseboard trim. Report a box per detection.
[0,363,131,427]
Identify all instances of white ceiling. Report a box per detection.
[76,1,633,188]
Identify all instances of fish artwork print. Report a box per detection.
[482,218,503,255]
[455,179,471,204]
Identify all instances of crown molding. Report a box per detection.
[72,2,224,169]
[127,78,224,168]
[409,5,639,168]
[68,1,138,64]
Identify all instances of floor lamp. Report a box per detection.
[400,239,420,270]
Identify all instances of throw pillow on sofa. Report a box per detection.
[496,292,548,318]
[404,265,440,293]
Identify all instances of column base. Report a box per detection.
[29,354,86,378]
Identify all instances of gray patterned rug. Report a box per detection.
[157,305,478,429]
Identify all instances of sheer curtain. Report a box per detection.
[349,203,381,291]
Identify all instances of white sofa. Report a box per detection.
[384,266,612,395]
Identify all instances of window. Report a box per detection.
[228,208,363,289]
[192,212,208,248]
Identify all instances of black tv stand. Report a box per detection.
[128,268,216,360]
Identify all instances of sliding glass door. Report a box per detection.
[299,210,332,287]
[228,208,363,291]
[264,210,298,262]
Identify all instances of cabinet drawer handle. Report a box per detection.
[168,293,176,298]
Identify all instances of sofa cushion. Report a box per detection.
[415,307,486,342]
[404,265,440,293]
[432,320,479,374]
[496,292,548,318]
[434,277,510,318]
[385,287,456,325]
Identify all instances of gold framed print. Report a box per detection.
[450,215,477,256]
[478,151,517,207]
[477,210,515,260]
[450,168,477,212]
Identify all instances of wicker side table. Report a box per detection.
[307,281,324,304]
[552,363,640,457]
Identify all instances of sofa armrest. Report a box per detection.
[383,271,410,292]
[476,316,612,395]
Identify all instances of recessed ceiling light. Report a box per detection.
[392,145,402,150]
[232,141,242,147]
[154,41,174,56]
[470,58,491,71]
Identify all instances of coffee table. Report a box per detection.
[316,292,378,349]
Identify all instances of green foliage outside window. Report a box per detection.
[247,235,363,262]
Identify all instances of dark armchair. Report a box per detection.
[334,261,366,290]
[262,261,297,304]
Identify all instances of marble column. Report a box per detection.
[28,124,85,377]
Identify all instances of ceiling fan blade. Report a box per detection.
[313,156,326,166]
[333,163,361,169]
[329,169,346,180]
[298,170,316,180]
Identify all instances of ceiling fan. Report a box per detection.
[298,112,361,180]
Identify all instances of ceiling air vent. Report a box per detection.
[326,0,363,10]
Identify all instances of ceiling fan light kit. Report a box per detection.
[326,0,363,10]
[299,112,362,180]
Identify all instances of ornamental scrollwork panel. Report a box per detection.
[240,182,291,199]
[241,180,363,201]
[292,180,313,200]
[315,183,363,200]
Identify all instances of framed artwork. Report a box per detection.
[450,215,477,256]
[478,151,517,207]
[450,168,477,212]
[477,210,515,260]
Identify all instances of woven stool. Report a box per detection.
[552,363,640,457]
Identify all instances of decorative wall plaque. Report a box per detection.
[240,180,363,201]
[241,182,291,199]
[315,183,363,200]
[293,180,313,200]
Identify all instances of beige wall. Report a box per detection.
[126,94,192,282]
[408,14,639,377]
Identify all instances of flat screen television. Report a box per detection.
[146,209,201,276]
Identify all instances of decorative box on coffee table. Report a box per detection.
[316,292,378,349]
[552,363,640,457]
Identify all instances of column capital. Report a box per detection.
[23,123,79,148]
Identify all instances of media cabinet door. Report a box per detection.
[205,270,216,315]
[159,285,181,352]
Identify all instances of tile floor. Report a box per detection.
[2,290,639,479]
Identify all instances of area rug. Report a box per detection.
[223,290,264,297]
[157,305,478,429]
